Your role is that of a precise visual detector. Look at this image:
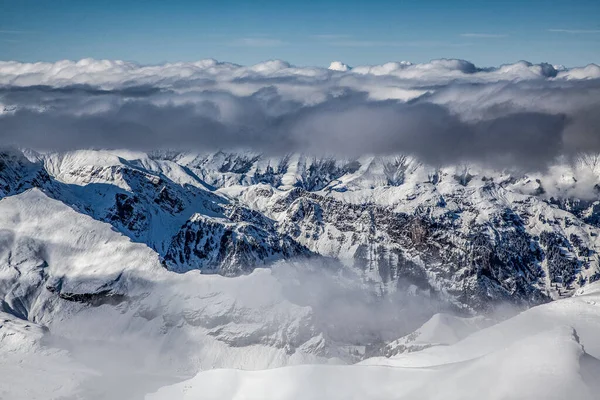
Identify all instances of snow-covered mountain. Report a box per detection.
[1,148,599,311]
[1,147,600,399]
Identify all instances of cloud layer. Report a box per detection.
[1,58,600,169]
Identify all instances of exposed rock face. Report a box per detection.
[0,150,49,197]
[1,148,599,310]
[164,210,310,275]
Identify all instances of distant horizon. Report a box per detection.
[1,56,598,70]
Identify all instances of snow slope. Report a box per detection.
[0,311,93,400]
[378,313,495,356]
[148,283,600,400]
[361,281,600,367]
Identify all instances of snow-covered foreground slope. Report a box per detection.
[377,313,495,356]
[148,285,600,400]
[0,311,94,400]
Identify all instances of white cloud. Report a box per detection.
[0,57,599,169]
[6,58,596,89]
[559,64,600,80]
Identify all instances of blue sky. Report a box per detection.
[1,0,599,67]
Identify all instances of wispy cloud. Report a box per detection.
[0,29,36,34]
[460,33,508,38]
[327,40,472,48]
[548,29,600,34]
[326,40,392,47]
[228,38,287,47]
[0,29,35,43]
[311,34,352,40]
[315,34,474,47]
